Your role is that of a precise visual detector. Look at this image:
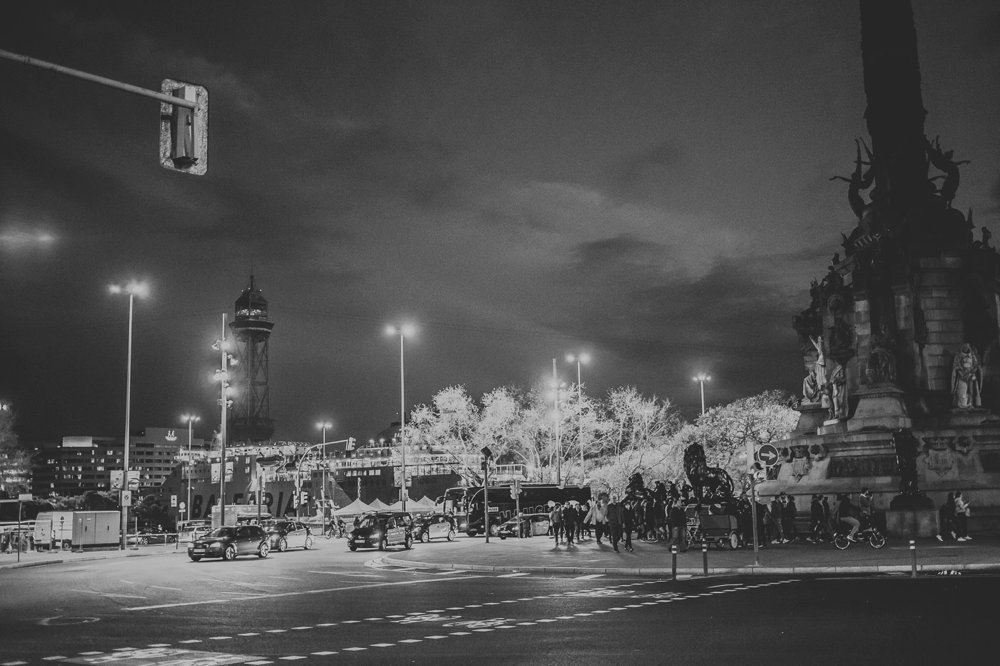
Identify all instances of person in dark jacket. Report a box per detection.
[936,492,956,541]
[781,493,797,542]
[562,502,579,546]
[769,496,785,543]
[622,499,636,552]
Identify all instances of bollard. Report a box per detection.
[702,542,709,576]
[910,539,917,578]
[671,544,678,581]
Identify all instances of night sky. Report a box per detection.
[2,1,998,445]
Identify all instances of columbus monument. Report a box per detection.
[760,0,1000,535]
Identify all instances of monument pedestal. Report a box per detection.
[884,508,938,538]
[794,403,828,435]
[848,385,912,432]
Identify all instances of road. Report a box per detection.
[0,540,994,664]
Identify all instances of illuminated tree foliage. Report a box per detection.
[0,406,31,498]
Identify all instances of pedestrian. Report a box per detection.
[606,494,624,553]
[769,495,785,543]
[936,492,956,542]
[585,496,608,544]
[549,502,564,545]
[622,499,635,552]
[562,502,578,546]
[667,498,688,553]
[809,495,828,542]
[781,493,797,542]
[953,491,972,541]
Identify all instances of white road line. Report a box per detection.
[311,651,337,656]
[434,570,464,575]
[497,573,530,578]
[371,643,395,648]
[424,635,449,640]
[68,590,147,600]
[127,574,483,611]
[147,585,183,592]
[398,639,423,644]
[708,583,743,589]
[574,574,605,579]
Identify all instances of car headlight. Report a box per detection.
[208,542,223,550]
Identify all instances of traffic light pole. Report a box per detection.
[0,49,196,109]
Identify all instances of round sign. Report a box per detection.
[757,444,779,467]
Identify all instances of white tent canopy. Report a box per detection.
[333,498,371,517]
[367,498,390,511]
[386,498,436,513]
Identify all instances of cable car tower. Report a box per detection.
[229,274,275,442]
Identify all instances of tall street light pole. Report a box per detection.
[386,324,415,511]
[181,414,200,523]
[693,373,711,416]
[213,314,233,526]
[552,358,561,486]
[316,420,332,528]
[109,280,148,551]
[566,353,590,478]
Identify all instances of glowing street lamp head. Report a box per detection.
[566,352,591,365]
[181,414,201,424]
[109,281,150,298]
[316,420,333,430]
[693,373,711,383]
[386,323,417,338]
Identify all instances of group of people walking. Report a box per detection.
[546,492,690,553]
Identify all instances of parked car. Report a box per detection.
[410,513,457,543]
[188,525,270,561]
[498,513,551,539]
[178,520,212,543]
[266,519,314,551]
[348,512,413,551]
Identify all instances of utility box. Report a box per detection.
[72,511,120,548]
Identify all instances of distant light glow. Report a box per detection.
[0,226,57,250]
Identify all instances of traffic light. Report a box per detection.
[300,492,309,506]
[159,79,208,175]
[347,437,356,451]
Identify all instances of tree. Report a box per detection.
[599,387,682,456]
[0,405,30,498]
[680,390,798,487]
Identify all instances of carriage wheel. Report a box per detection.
[728,531,740,550]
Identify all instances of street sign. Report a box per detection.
[121,490,132,507]
[757,444,779,467]
[170,494,177,508]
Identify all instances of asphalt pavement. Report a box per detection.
[3,531,998,575]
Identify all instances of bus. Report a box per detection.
[439,484,592,537]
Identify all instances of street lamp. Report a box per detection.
[181,413,200,523]
[212,314,235,527]
[565,353,590,477]
[316,420,333,525]
[551,358,561,486]
[109,280,148,550]
[386,323,415,511]
[693,373,711,416]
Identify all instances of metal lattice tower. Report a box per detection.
[229,274,275,442]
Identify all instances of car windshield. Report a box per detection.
[357,516,377,530]
[206,527,235,539]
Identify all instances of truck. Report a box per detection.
[33,511,74,550]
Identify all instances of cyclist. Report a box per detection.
[858,488,874,530]
[833,493,861,542]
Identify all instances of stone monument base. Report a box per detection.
[884,508,938,538]
[847,385,912,432]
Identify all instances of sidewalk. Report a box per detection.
[380,533,1000,576]
[0,542,182,571]
[3,534,998,576]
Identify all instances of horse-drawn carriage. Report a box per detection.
[685,506,741,549]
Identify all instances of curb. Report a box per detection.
[378,556,1000,577]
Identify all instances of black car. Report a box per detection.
[188,525,270,561]
[348,512,414,551]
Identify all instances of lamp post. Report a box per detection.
[565,353,590,478]
[109,280,148,551]
[212,314,234,527]
[481,446,494,543]
[386,324,415,511]
[552,358,561,486]
[181,414,200,523]
[316,420,333,527]
[693,373,711,416]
